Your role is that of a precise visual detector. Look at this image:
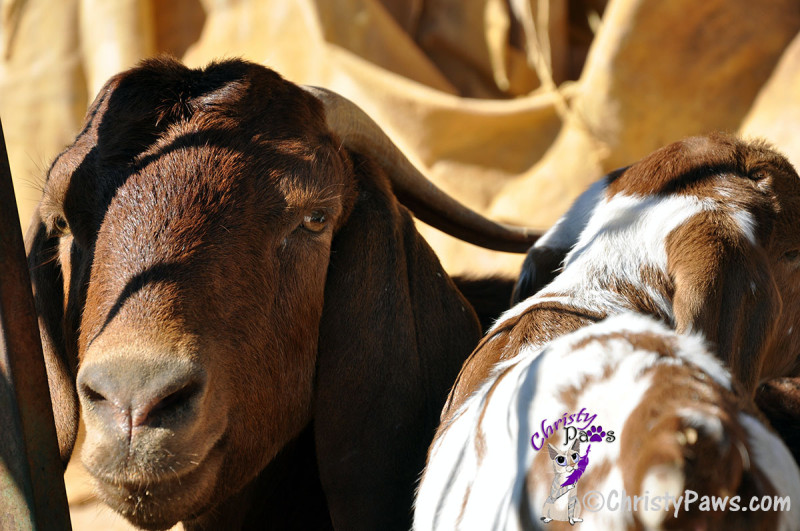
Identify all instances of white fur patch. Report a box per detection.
[668,332,733,392]
[415,315,717,530]
[499,193,710,333]
[729,209,757,246]
[639,464,684,528]
[534,177,610,250]
[553,194,708,316]
[414,314,797,530]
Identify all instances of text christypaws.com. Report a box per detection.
[580,489,791,517]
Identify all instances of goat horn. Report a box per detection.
[303,86,540,253]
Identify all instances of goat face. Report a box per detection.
[27,58,485,529]
[512,134,800,392]
[36,58,349,528]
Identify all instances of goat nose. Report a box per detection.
[77,357,205,438]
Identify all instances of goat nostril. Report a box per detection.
[77,358,206,434]
[153,381,201,415]
[133,379,203,427]
[81,383,108,405]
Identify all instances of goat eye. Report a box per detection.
[52,215,70,236]
[784,249,800,262]
[301,210,327,233]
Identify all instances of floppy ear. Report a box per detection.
[313,152,482,529]
[667,212,781,394]
[25,210,80,464]
[512,174,614,305]
[512,246,568,304]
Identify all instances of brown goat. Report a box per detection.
[25,57,537,530]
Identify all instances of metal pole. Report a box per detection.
[0,118,72,530]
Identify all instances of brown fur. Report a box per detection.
[443,301,606,418]
[756,377,800,465]
[607,134,795,200]
[523,326,785,530]
[26,57,482,530]
[426,134,800,528]
[613,134,800,391]
[619,356,780,530]
[509,133,800,396]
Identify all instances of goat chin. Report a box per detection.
[416,134,800,530]
[27,57,513,530]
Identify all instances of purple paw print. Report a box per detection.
[588,425,606,442]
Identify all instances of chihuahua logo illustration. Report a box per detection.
[541,440,590,525]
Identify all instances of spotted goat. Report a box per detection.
[414,135,800,530]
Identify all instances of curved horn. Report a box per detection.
[303,86,541,253]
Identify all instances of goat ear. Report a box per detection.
[512,174,614,305]
[512,246,567,304]
[668,214,781,394]
[25,210,80,465]
[314,153,482,528]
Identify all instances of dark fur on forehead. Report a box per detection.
[608,132,797,199]
[41,56,347,247]
[97,56,328,163]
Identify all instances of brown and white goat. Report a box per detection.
[414,135,800,529]
[505,134,800,394]
[414,313,800,530]
[25,57,538,530]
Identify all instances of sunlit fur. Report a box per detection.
[416,135,800,530]
[415,314,800,530]
[26,57,482,530]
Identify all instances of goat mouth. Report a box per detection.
[90,441,225,529]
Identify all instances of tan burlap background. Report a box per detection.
[2,1,800,528]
